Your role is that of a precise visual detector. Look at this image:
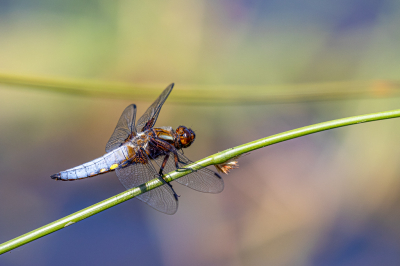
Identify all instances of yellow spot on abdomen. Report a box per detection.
[110,164,119,170]
[100,168,107,173]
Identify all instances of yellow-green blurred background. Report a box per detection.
[1,1,400,265]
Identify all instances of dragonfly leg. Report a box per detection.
[159,153,170,176]
[158,154,179,199]
[174,153,198,173]
[142,147,178,200]
[148,138,180,193]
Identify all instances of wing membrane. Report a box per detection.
[154,151,224,194]
[116,163,178,215]
[136,83,174,132]
[106,104,137,153]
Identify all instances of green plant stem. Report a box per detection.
[1,73,399,104]
[1,109,400,254]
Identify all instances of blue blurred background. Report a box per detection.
[1,1,400,265]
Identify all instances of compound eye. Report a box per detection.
[180,129,191,146]
[176,126,195,148]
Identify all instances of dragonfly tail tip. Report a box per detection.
[51,173,61,180]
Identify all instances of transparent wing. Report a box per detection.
[106,104,137,153]
[115,163,178,215]
[136,83,174,132]
[154,150,224,194]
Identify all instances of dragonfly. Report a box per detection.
[51,83,224,214]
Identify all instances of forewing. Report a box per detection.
[154,151,224,194]
[106,104,137,153]
[136,83,174,132]
[116,163,178,215]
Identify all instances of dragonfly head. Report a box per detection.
[175,126,196,148]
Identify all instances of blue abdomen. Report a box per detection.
[51,146,130,181]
